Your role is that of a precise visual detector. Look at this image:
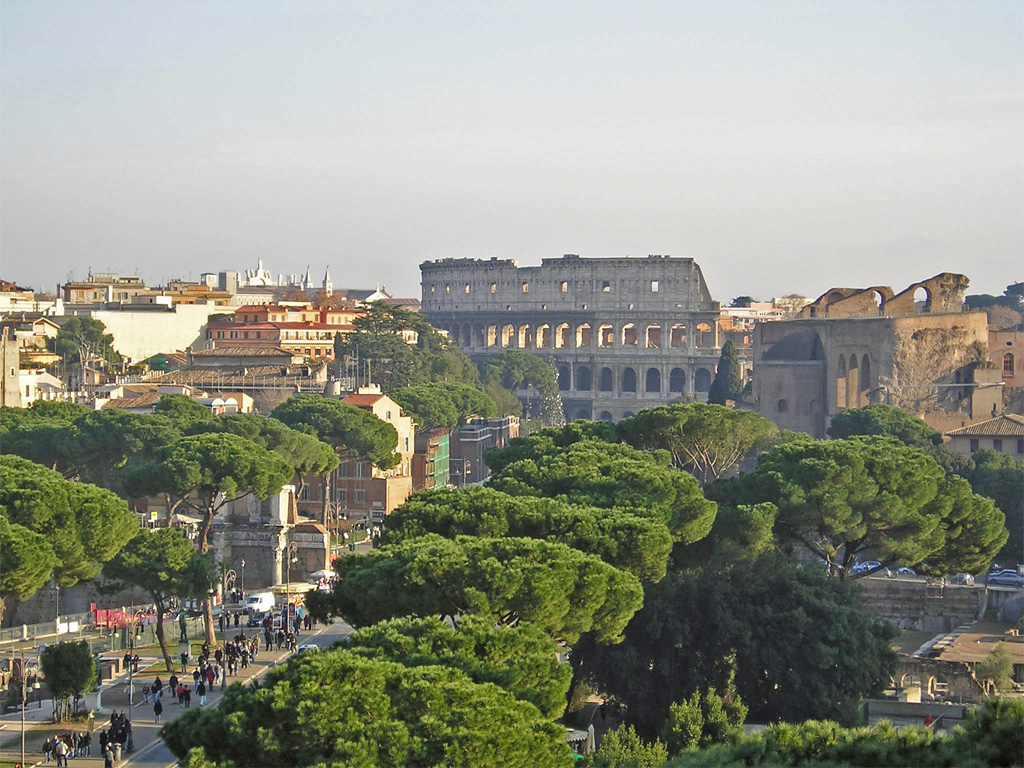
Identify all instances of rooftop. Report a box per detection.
[946,414,1024,437]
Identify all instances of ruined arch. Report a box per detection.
[599,367,613,392]
[501,324,515,348]
[670,323,688,348]
[518,324,534,348]
[621,324,638,346]
[486,325,497,347]
[694,368,712,392]
[848,354,860,408]
[645,324,662,349]
[576,365,592,391]
[576,323,592,348]
[696,322,713,347]
[669,367,686,393]
[598,324,614,348]
[622,367,637,392]
[555,323,570,349]
[646,367,661,393]
[860,353,873,403]
[557,364,571,391]
[836,355,848,409]
[536,323,552,348]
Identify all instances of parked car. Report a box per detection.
[296,643,319,654]
[987,570,1024,587]
[897,567,917,576]
[950,572,976,586]
[852,561,887,576]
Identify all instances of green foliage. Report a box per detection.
[708,436,1006,578]
[49,316,121,369]
[384,486,673,582]
[618,404,778,484]
[153,393,214,428]
[573,555,897,729]
[481,350,564,427]
[335,301,481,393]
[0,455,138,619]
[484,422,619,475]
[194,413,339,478]
[40,641,96,721]
[390,382,498,430]
[827,404,942,447]
[661,687,746,753]
[345,615,571,718]
[588,725,669,768]
[103,527,216,670]
[160,647,574,768]
[271,394,400,470]
[969,450,1024,565]
[489,440,717,547]
[664,698,1024,767]
[976,642,1015,692]
[706,341,742,405]
[307,534,643,644]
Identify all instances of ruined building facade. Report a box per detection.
[754,273,997,438]
[420,255,722,421]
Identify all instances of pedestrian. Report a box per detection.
[180,650,189,673]
[168,673,178,693]
[176,683,185,706]
[54,737,68,767]
[183,686,192,708]
[234,612,240,628]
[142,683,151,704]
[153,676,163,696]
[42,736,52,763]
[197,680,207,707]
[98,730,108,753]
[154,698,163,723]
[102,743,114,768]
[81,731,91,757]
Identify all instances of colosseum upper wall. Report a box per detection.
[420,254,724,421]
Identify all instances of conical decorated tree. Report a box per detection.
[707,341,742,405]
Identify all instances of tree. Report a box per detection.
[481,351,563,428]
[270,395,399,470]
[489,439,717,547]
[969,449,1024,565]
[706,340,743,405]
[384,487,673,582]
[153,393,214,429]
[194,413,338,503]
[49,316,121,371]
[40,641,96,721]
[826,404,942,448]
[0,401,91,471]
[306,534,643,645]
[618,404,778,484]
[976,642,1015,692]
[0,455,138,623]
[661,687,746,753]
[390,382,498,431]
[574,555,897,730]
[161,648,574,768]
[588,725,668,768]
[484,422,620,475]
[344,615,571,718]
[122,433,293,644]
[730,296,754,308]
[708,436,1007,578]
[103,528,216,671]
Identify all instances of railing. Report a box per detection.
[0,611,95,648]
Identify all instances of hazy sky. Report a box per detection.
[2,1,1021,302]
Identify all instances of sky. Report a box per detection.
[1,0,1021,302]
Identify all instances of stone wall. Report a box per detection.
[420,255,723,421]
[857,578,985,633]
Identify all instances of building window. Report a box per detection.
[430,284,435,293]
[560,281,568,292]
[490,283,497,294]
[337,489,347,503]
[404,437,410,451]
[969,438,979,453]
[445,284,451,294]
[338,462,349,478]
[1017,439,1023,454]
[522,282,529,293]
[386,410,392,419]
[651,280,660,292]
[354,490,366,504]
[299,485,310,501]
[777,399,789,413]
[464,283,470,294]
[993,439,1003,452]
[355,462,367,478]
[602,281,611,292]
[1004,353,1015,376]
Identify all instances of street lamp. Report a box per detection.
[240,559,246,600]
[19,651,27,768]
[125,609,137,753]
[284,542,298,634]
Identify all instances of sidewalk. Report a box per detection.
[0,624,327,768]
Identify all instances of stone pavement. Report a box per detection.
[0,623,330,768]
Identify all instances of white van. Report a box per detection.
[244,592,275,615]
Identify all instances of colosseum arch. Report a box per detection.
[501,324,515,348]
[669,367,686,393]
[557,364,571,391]
[599,411,614,422]
[576,365,592,391]
[536,324,552,348]
[518,324,534,348]
[576,323,592,348]
[486,325,497,347]
[462,323,472,345]
[859,354,873,403]
[598,324,614,348]
[646,368,661,392]
[621,324,638,346]
[670,323,688,348]
[694,368,712,392]
[645,324,662,349]
[474,325,486,348]
[450,325,460,343]
[555,323,571,349]
[696,322,713,347]
[599,367,613,391]
[622,368,637,392]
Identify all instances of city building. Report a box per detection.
[412,428,451,491]
[206,304,362,360]
[450,416,520,486]
[420,254,722,422]
[945,414,1024,458]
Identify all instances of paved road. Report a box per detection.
[0,617,353,768]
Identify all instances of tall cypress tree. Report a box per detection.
[707,341,742,405]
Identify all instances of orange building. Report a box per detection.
[206,304,363,360]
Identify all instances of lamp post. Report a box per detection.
[19,651,26,768]
[284,543,298,635]
[240,559,246,600]
[125,609,136,753]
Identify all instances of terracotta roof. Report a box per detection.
[103,393,162,409]
[946,414,1024,437]
[192,346,294,358]
[343,393,385,406]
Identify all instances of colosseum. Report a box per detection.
[420,254,722,421]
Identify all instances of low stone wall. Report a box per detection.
[857,578,985,633]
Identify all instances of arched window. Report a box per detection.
[599,367,613,391]
[622,368,637,392]
[646,368,661,392]
[558,365,571,391]
[501,324,515,347]
[576,366,592,392]
[694,368,712,392]
[555,323,570,348]
[621,324,638,346]
[598,324,614,348]
[669,368,685,393]
[623,411,635,419]
[645,325,662,349]
[576,324,592,347]
[599,411,614,422]
[836,355,847,409]
[670,323,687,348]
[778,399,789,412]
[536,324,552,348]
[1004,353,1015,376]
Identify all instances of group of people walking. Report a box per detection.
[41,731,89,766]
